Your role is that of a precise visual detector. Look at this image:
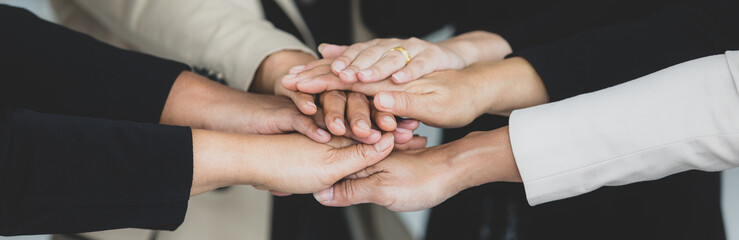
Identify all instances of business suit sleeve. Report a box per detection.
[62,0,315,91]
[513,0,739,102]
[509,51,739,206]
[0,5,189,123]
[0,109,194,236]
[0,6,194,235]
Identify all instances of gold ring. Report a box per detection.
[389,47,412,65]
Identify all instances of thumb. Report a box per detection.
[374,91,427,119]
[318,43,348,58]
[330,133,394,175]
[314,177,379,207]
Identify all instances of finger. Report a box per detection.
[342,44,397,83]
[296,72,354,94]
[374,91,427,120]
[289,113,332,143]
[314,177,382,207]
[392,52,441,83]
[318,43,349,59]
[288,91,318,115]
[393,127,414,144]
[346,92,372,138]
[397,119,420,131]
[331,132,393,171]
[372,103,397,132]
[321,91,348,135]
[358,48,412,83]
[269,190,293,197]
[395,136,428,150]
[344,128,382,144]
[282,63,333,91]
[331,41,379,78]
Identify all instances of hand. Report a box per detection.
[294,57,549,128]
[253,50,322,116]
[191,131,428,196]
[313,127,521,212]
[282,59,422,144]
[312,31,512,84]
[161,71,331,143]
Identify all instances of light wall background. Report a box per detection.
[0,1,736,240]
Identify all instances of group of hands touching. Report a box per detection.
[164,31,550,212]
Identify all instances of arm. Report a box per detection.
[314,52,739,211]
[509,51,739,205]
[0,5,188,123]
[68,0,316,92]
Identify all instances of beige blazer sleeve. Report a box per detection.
[509,51,739,206]
[62,0,316,91]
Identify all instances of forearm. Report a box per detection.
[0,6,188,122]
[446,127,521,195]
[439,31,512,65]
[509,52,739,205]
[252,50,316,94]
[0,110,192,235]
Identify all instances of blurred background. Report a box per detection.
[0,0,737,240]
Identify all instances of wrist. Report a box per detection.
[253,50,316,94]
[161,71,219,128]
[439,31,512,66]
[446,127,521,193]
[477,57,548,116]
[191,129,259,196]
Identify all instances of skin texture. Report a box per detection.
[282,57,420,143]
[300,31,512,84]
[289,57,549,128]
[159,71,428,197]
[314,127,521,212]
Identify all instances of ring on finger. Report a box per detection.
[389,46,412,65]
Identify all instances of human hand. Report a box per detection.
[161,71,331,143]
[312,31,511,84]
[293,57,549,128]
[191,130,427,196]
[312,127,521,212]
[282,59,421,144]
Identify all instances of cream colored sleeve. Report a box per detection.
[70,0,315,90]
[509,51,739,206]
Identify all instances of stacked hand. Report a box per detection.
[275,33,551,211]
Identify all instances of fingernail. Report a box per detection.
[374,134,394,151]
[382,115,395,125]
[289,65,306,74]
[359,69,373,79]
[357,120,370,131]
[335,118,345,129]
[333,61,347,72]
[317,128,330,138]
[306,101,317,110]
[395,127,410,133]
[314,187,334,203]
[392,71,407,82]
[340,69,355,80]
[378,92,394,109]
[283,74,297,80]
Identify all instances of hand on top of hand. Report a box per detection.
[290,31,512,85]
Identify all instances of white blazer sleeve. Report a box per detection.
[69,0,315,91]
[509,51,739,206]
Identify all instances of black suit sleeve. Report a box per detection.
[0,5,194,235]
[514,0,739,101]
[0,5,190,123]
[0,109,193,236]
